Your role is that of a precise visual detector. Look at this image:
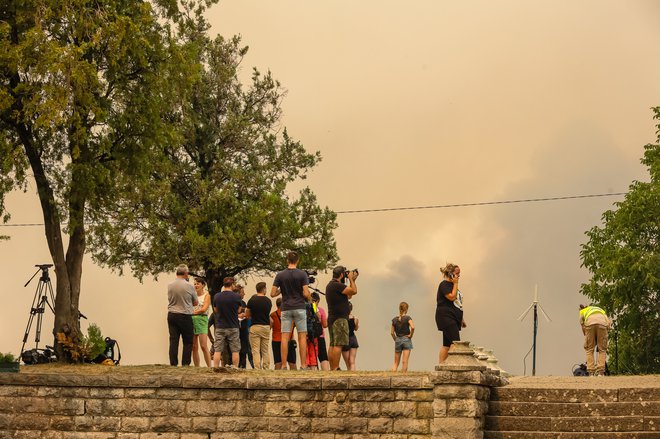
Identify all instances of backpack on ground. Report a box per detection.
[306,303,323,341]
[93,337,121,365]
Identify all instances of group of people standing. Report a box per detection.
[166,252,361,370]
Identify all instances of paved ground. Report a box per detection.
[506,375,660,388]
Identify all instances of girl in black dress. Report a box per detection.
[435,263,462,363]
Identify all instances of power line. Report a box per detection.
[0,192,627,226]
[335,192,627,214]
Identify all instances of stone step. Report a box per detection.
[485,415,659,432]
[484,431,660,439]
[491,387,660,403]
[488,401,660,417]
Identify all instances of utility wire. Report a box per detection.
[336,192,626,214]
[0,191,627,226]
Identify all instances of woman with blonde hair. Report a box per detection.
[391,301,414,372]
[191,277,212,367]
[435,263,463,364]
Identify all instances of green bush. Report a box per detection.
[0,352,17,363]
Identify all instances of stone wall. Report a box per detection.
[0,367,505,439]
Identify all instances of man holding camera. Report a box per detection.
[326,266,358,370]
[271,251,311,369]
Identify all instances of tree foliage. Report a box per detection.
[580,108,660,374]
[0,0,208,358]
[88,33,338,291]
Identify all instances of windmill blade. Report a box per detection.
[537,302,552,322]
[517,303,534,321]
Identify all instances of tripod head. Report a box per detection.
[25,264,53,287]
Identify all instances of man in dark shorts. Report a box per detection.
[271,251,311,369]
[212,277,242,367]
[326,266,358,370]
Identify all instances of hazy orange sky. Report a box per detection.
[2,0,659,375]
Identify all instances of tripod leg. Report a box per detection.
[20,279,46,356]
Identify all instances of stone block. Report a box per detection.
[394,389,434,401]
[187,399,237,416]
[107,374,132,387]
[129,375,160,388]
[264,401,301,416]
[431,371,485,385]
[0,386,36,397]
[157,388,200,399]
[0,396,84,415]
[180,434,209,439]
[391,376,424,389]
[327,400,352,417]
[235,400,266,416]
[289,390,318,401]
[432,399,447,417]
[432,416,481,437]
[116,434,140,439]
[6,413,50,430]
[348,390,394,401]
[150,416,192,432]
[200,389,247,400]
[447,398,487,417]
[553,415,646,432]
[98,399,185,416]
[191,417,216,433]
[491,387,617,403]
[392,418,430,434]
[434,384,490,400]
[300,401,327,417]
[349,376,391,389]
[380,401,416,417]
[139,433,181,439]
[247,377,283,390]
[283,378,322,390]
[250,390,291,402]
[416,401,433,418]
[124,388,157,399]
[310,417,368,434]
[321,377,349,389]
[485,415,551,431]
[73,415,122,432]
[89,388,126,399]
[367,418,393,433]
[38,386,88,398]
[120,417,150,432]
[216,416,259,432]
[350,401,380,417]
[159,375,184,388]
[619,387,660,402]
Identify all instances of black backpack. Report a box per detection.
[93,337,121,365]
[306,303,323,341]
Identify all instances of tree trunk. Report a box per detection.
[19,126,81,361]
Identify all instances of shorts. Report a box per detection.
[306,337,329,367]
[329,318,349,347]
[281,309,307,333]
[342,335,359,352]
[192,315,209,335]
[394,336,413,352]
[317,337,328,362]
[271,340,297,364]
[214,328,241,354]
[440,324,460,348]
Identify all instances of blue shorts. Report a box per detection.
[281,309,307,333]
[395,336,413,352]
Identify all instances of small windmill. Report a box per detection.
[518,285,551,376]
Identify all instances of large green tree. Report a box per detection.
[0,0,203,358]
[88,33,338,291]
[580,108,660,374]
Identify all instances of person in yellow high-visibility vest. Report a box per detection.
[579,304,612,376]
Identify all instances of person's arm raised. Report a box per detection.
[270,286,281,298]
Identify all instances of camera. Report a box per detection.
[343,268,358,283]
[304,270,318,284]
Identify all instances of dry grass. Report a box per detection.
[18,363,428,377]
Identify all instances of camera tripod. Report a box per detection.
[20,264,57,357]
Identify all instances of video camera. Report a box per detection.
[342,268,358,284]
[304,270,318,284]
